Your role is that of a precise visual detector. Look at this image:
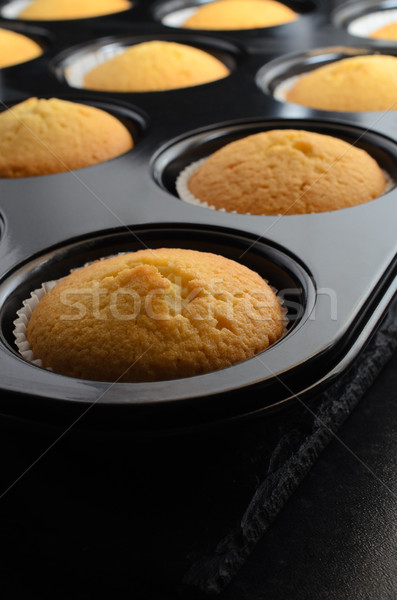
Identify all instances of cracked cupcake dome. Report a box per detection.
[19,0,130,20]
[0,97,133,177]
[0,28,42,67]
[25,248,285,382]
[286,55,397,112]
[182,0,297,30]
[83,41,230,92]
[181,130,387,215]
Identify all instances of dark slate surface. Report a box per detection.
[183,299,397,596]
[0,299,397,599]
[222,332,397,600]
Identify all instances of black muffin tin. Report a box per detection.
[0,0,396,433]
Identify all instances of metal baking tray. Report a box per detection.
[0,0,396,433]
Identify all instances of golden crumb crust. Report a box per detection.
[370,22,397,40]
[186,130,386,215]
[183,0,297,30]
[26,248,284,382]
[20,0,130,20]
[286,55,397,112]
[0,28,42,67]
[83,41,230,92]
[0,97,133,178]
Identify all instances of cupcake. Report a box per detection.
[19,0,130,20]
[83,40,230,92]
[0,28,42,67]
[182,0,297,30]
[0,97,133,178]
[23,249,285,382]
[285,55,397,112]
[371,21,397,40]
[178,130,387,215]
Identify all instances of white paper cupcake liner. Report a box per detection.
[274,293,289,335]
[64,43,127,88]
[176,157,219,210]
[13,280,57,368]
[1,0,32,19]
[176,157,245,214]
[347,9,397,38]
[161,6,198,28]
[383,171,396,193]
[272,73,301,102]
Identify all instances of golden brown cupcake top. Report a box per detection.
[19,0,130,20]
[26,248,285,382]
[183,0,297,30]
[370,21,397,40]
[83,40,230,92]
[0,28,42,67]
[0,97,133,177]
[184,130,387,215]
[285,55,397,112]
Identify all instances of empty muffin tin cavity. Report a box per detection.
[152,118,397,208]
[333,0,397,39]
[53,34,238,90]
[256,45,395,103]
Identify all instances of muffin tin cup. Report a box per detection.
[53,32,240,91]
[156,1,305,30]
[256,45,397,106]
[0,0,396,433]
[0,223,316,430]
[153,117,397,201]
[0,0,134,21]
[152,0,322,45]
[333,0,397,40]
